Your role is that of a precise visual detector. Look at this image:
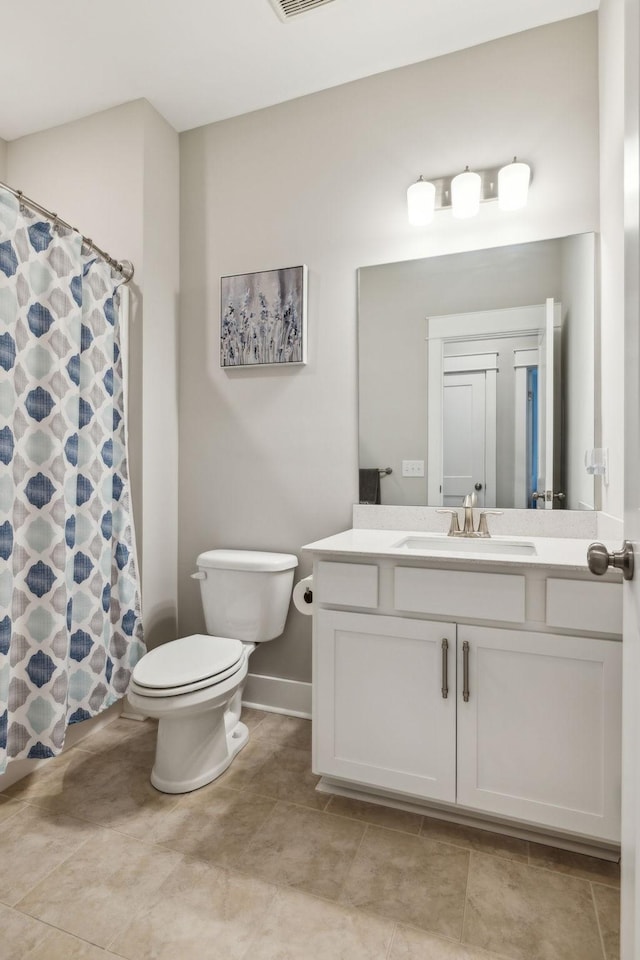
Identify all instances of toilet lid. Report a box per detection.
[132,634,244,690]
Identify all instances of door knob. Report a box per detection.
[474,482,483,491]
[587,541,634,580]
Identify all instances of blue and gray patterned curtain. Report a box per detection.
[0,186,144,772]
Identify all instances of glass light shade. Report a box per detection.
[498,160,531,210]
[451,169,482,219]
[407,177,436,226]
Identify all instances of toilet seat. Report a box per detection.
[131,634,245,699]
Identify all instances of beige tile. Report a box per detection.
[0,795,24,825]
[0,903,52,959]
[243,744,329,809]
[150,785,277,865]
[216,736,278,790]
[421,817,528,862]
[241,706,269,731]
[246,886,395,960]
[593,882,621,960]
[4,748,85,808]
[234,801,365,900]
[111,857,277,960]
[341,825,469,938]
[14,746,181,836]
[528,841,621,888]
[463,851,603,960]
[16,827,181,948]
[0,805,93,905]
[78,717,158,758]
[326,795,423,835]
[251,712,312,750]
[390,925,504,960]
[25,928,122,960]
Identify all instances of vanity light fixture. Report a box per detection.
[451,167,482,219]
[407,175,436,225]
[407,158,531,224]
[498,158,531,211]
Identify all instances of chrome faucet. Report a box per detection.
[462,493,476,535]
[437,493,503,538]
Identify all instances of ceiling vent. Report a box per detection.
[268,0,337,21]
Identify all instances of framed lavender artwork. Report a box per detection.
[220,264,307,367]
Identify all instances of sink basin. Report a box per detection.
[393,535,537,556]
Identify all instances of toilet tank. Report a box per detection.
[195,550,298,643]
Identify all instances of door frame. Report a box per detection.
[426,304,561,505]
[621,0,640,953]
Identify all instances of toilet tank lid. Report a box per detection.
[196,549,298,572]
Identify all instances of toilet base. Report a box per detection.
[150,710,250,795]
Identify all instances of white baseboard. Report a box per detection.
[243,672,312,719]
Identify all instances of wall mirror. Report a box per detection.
[357,234,597,510]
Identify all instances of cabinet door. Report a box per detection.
[314,610,456,802]
[457,625,621,841]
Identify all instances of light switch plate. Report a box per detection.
[402,460,425,477]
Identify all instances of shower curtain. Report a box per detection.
[0,186,144,772]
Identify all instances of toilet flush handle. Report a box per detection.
[191,571,206,580]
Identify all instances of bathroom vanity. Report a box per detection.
[302,528,622,850]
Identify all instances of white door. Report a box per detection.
[442,372,487,506]
[536,297,556,509]
[621,0,640,952]
[313,610,456,802]
[456,625,622,841]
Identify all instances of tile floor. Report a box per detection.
[0,710,620,960]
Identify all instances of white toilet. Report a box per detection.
[127,549,298,793]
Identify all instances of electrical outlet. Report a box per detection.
[402,459,425,478]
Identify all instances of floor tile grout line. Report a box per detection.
[235,884,285,960]
[5,811,108,913]
[327,819,369,907]
[459,845,473,947]
[17,909,119,959]
[395,918,522,960]
[590,879,609,960]
[385,922,400,960]
[514,855,621,889]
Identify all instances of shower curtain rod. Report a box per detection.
[0,179,134,283]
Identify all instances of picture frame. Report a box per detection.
[220,264,307,367]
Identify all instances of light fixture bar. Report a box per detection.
[428,166,501,211]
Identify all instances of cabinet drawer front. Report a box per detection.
[394,567,525,622]
[546,579,622,634]
[315,561,378,608]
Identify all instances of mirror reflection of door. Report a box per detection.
[428,302,562,509]
[442,358,497,507]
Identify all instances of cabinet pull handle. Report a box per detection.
[441,638,449,699]
[462,640,470,702]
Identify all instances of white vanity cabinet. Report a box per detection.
[310,553,622,846]
[456,625,621,841]
[315,610,456,802]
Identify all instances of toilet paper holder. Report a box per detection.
[303,587,313,604]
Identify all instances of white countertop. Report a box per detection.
[302,528,622,576]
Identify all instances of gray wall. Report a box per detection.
[178,15,600,683]
[0,138,7,179]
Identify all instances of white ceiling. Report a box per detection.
[1,0,598,142]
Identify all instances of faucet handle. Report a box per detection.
[477,510,503,537]
[437,508,461,536]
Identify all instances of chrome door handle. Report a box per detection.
[587,541,634,581]
[441,638,449,699]
[462,640,470,702]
